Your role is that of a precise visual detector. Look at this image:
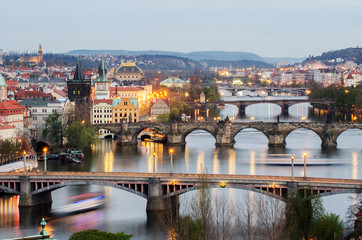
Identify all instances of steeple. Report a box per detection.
[38,44,43,62]
[97,56,108,82]
[73,57,85,81]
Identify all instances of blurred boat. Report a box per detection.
[51,192,106,214]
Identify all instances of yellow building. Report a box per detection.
[20,45,43,64]
[112,98,138,123]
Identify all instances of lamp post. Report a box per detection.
[303,152,307,178]
[23,150,27,176]
[170,148,174,175]
[153,153,156,178]
[43,147,47,173]
[291,156,294,182]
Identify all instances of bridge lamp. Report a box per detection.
[220,182,226,188]
[303,152,307,178]
[291,156,295,182]
[43,147,48,173]
[23,150,27,176]
[169,148,174,175]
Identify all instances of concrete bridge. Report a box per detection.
[188,98,334,115]
[93,122,362,148]
[0,172,361,211]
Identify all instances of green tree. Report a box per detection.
[285,195,325,240]
[0,139,18,164]
[69,229,132,240]
[43,112,62,147]
[64,121,97,150]
[311,213,344,240]
[202,86,220,102]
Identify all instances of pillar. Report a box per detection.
[321,135,337,148]
[147,178,166,212]
[287,182,298,198]
[267,134,285,147]
[167,123,185,146]
[239,105,246,116]
[19,176,52,207]
[215,123,235,148]
[117,122,137,145]
[281,104,289,115]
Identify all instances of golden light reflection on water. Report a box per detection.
[197,151,205,173]
[0,196,19,229]
[185,148,190,173]
[103,151,114,172]
[228,149,235,174]
[352,152,358,180]
[249,151,255,175]
[213,149,219,174]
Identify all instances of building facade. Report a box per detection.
[112,98,138,123]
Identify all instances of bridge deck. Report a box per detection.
[1,172,360,188]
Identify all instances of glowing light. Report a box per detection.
[220,182,226,188]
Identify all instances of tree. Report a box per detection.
[43,112,62,147]
[0,139,18,164]
[64,121,97,150]
[311,213,344,240]
[68,229,132,240]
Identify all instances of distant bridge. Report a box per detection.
[93,122,361,148]
[0,172,361,211]
[188,98,334,115]
[218,86,307,96]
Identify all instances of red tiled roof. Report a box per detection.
[52,89,68,97]
[346,73,354,79]
[0,100,26,115]
[93,99,113,105]
[0,122,15,130]
[15,90,52,100]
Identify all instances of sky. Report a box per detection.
[1,0,361,58]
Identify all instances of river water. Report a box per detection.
[0,91,361,239]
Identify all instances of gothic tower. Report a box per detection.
[94,56,110,99]
[38,44,43,62]
[67,58,91,121]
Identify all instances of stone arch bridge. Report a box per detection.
[0,172,361,212]
[93,122,362,148]
[188,99,334,115]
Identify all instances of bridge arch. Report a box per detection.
[0,185,19,195]
[164,183,285,201]
[336,128,362,148]
[244,102,283,115]
[284,127,323,148]
[182,128,217,145]
[30,181,148,199]
[232,127,269,147]
[132,126,168,143]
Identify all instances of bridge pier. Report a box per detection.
[267,134,286,148]
[146,178,179,212]
[215,122,235,148]
[19,176,52,207]
[321,136,337,149]
[281,103,289,115]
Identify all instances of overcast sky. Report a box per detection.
[1,0,361,58]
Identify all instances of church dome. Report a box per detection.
[115,63,143,74]
[0,74,6,87]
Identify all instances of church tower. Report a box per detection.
[94,56,110,99]
[67,58,91,120]
[38,44,43,63]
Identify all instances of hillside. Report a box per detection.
[312,47,362,64]
[66,49,303,65]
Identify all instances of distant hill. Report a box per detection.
[311,47,362,64]
[66,49,303,65]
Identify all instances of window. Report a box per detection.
[33,124,37,129]
[52,109,57,113]
[42,117,46,120]
[32,116,37,120]
[32,109,37,113]
[42,109,47,113]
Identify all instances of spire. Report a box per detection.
[74,57,85,81]
[97,56,108,82]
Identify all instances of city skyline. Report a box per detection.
[1,0,362,58]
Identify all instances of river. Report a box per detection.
[0,91,361,239]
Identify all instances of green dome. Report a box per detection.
[0,74,6,87]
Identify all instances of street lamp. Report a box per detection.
[153,153,156,178]
[291,156,295,182]
[23,150,27,176]
[43,147,48,173]
[170,148,174,175]
[303,152,307,178]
